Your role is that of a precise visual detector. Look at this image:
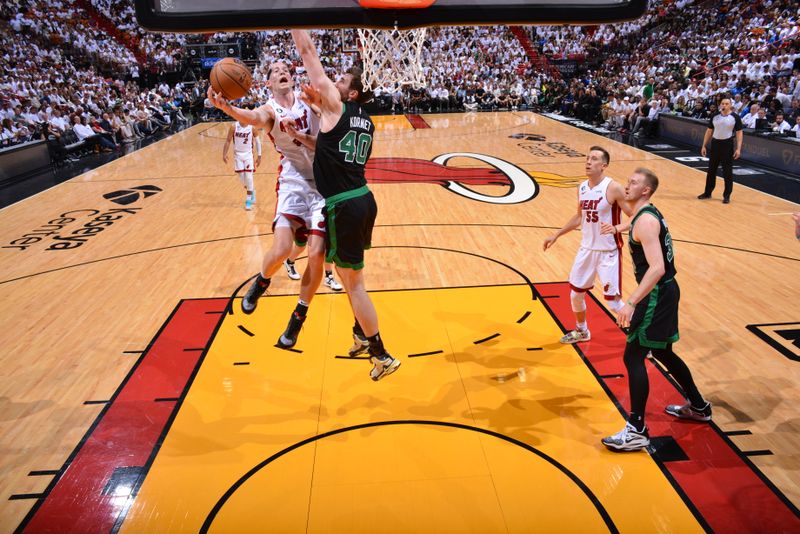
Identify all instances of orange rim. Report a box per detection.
[358,0,436,8]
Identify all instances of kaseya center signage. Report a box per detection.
[3,185,161,252]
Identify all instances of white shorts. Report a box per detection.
[273,184,326,245]
[568,247,621,300]
[234,152,254,173]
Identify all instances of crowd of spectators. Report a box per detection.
[0,1,195,163]
[542,0,800,137]
[3,0,799,164]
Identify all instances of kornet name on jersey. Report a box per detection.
[266,94,319,185]
[579,176,622,251]
[233,122,253,154]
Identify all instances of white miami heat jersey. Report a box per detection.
[266,94,319,187]
[233,122,254,154]
[579,176,622,251]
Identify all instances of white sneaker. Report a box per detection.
[665,401,712,422]
[324,273,343,291]
[369,353,401,381]
[348,333,370,357]
[284,260,301,280]
[601,422,650,451]
[560,329,590,344]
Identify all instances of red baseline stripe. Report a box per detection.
[20,299,228,534]
[535,282,800,533]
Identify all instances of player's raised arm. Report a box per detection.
[290,30,341,115]
[207,88,276,131]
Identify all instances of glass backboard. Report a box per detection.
[135,0,648,32]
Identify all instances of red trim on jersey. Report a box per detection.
[603,294,619,301]
[234,168,254,173]
[271,157,284,222]
[569,283,592,293]
[308,229,326,237]
[612,202,623,250]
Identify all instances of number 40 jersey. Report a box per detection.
[313,101,375,199]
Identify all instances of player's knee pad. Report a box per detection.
[570,290,586,313]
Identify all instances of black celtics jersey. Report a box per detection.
[313,101,375,199]
[629,204,677,284]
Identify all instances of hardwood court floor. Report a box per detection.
[0,112,798,532]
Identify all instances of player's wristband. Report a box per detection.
[627,300,634,307]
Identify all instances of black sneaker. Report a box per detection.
[276,311,306,348]
[722,197,730,204]
[241,276,268,314]
[697,193,711,199]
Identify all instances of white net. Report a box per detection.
[357,28,427,91]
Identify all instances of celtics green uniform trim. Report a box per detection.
[326,185,370,208]
[626,204,680,349]
[626,279,680,349]
[315,100,377,271]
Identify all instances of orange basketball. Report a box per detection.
[210,58,252,100]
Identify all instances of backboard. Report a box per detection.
[135,0,649,33]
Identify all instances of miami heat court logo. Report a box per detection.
[13,162,800,532]
[366,152,583,204]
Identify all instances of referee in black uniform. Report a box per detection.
[698,97,743,204]
[291,29,401,381]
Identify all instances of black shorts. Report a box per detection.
[324,191,377,270]
[627,279,680,349]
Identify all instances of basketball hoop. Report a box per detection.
[357,27,427,91]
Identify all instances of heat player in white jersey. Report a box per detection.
[543,146,632,343]
[207,61,328,348]
[223,117,261,210]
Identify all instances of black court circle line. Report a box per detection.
[225,246,538,358]
[199,420,619,534]
[3,223,797,286]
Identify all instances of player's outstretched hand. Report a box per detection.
[542,235,557,251]
[206,87,228,110]
[281,118,298,138]
[299,84,322,111]
[600,222,615,235]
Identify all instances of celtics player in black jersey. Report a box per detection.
[291,29,400,381]
[601,168,711,452]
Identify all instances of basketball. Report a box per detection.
[210,58,252,100]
